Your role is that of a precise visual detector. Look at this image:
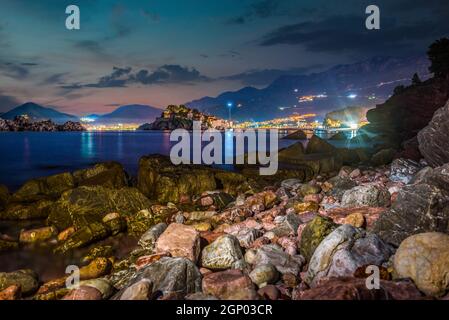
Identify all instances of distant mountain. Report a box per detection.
[186,55,431,121]
[1,102,79,124]
[93,104,162,124]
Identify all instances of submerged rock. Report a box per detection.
[393,232,449,297]
[305,225,394,287]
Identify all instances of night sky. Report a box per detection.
[0,0,448,115]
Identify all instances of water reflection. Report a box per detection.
[81,131,95,159]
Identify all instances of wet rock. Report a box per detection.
[101,212,126,236]
[54,222,111,254]
[135,253,170,270]
[19,226,56,243]
[300,215,337,262]
[254,244,305,275]
[341,185,390,208]
[62,286,103,300]
[0,270,39,295]
[202,269,258,300]
[296,277,422,300]
[112,257,202,299]
[82,245,114,263]
[394,232,449,297]
[155,223,200,263]
[1,199,53,220]
[12,172,75,203]
[47,186,152,230]
[0,238,19,252]
[281,179,302,190]
[79,258,112,280]
[73,162,128,189]
[127,207,174,237]
[57,227,75,242]
[390,158,421,184]
[138,222,167,251]
[372,184,449,246]
[201,235,244,270]
[0,285,21,300]
[119,279,152,300]
[299,183,321,196]
[0,184,9,211]
[371,148,396,166]
[305,225,394,287]
[249,264,279,287]
[418,99,449,167]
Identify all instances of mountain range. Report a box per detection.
[185,55,431,121]
[0,103,162,125]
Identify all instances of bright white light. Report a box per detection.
[349,123,358,129]
[347,94,357,99]
[227,102,233,108]
[294,89,299,93]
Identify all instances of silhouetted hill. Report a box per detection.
[1,102,79,124]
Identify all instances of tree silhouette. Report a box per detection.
[427,38,449,77]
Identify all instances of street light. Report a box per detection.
[227,102,233,121]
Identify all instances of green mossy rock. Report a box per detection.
[54,222,111,254]
[0,269,39,295]
[47,186,152,230]
[127,206,176,237]
[1,199,53,220]
[12,172,75,203]
[73,162,128,189]
[300,215,338,262]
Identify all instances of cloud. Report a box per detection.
[0,61,37,79]
[258,14,449,55]
[226,0,280,24]
[74,40,105,55]
[41,73,68,85]
[0,92,21,112]
[62,65,210,90]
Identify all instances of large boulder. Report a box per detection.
[112,257,202,299]
[393,232,449,297]
[300,215,338,262]
[137,155,217,203]
[47,186,152,230]
[341,185,390,208]
[73,162,128,189]
[155,223,201,263]
[371,184,449,246]
[305,225,394,287]
[1,199,53,220]
[418,99,449,167]
[305,135,337,154]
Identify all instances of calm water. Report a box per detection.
[0,131,300,191]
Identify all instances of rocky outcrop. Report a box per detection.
[0,115,85,132]
[282,130,307,140]
[73,162,129,189]
[418,99,449,167]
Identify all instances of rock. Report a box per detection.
[325,206,386,229]
[62,286,103,300]
[371,148,396,166]
[0,270,39,295]
[0,285,21,300]
[0,184,9,211]
[47,186,152,230]
[82,246,114,263]
[281,179,302,190]
[258,285,280,300]
[305,135,337,154]
[138,222,168,251]
[54,222,111,254]
[343,212,365,228]
[12,172,75,203]
[325,176,357,201]
[233,228,263,248]
[127,207,175,237]
[155,223,201,263]
[341,185,390,208]
[102,212,126,235]
[296,277,422,300]
[305,225,394,287]
[80,278,114,299]
[1,199,53,220]
[299,183,321,196]
[185,292,218,300]
[19,226,57,243]
[202,269,258,300]
[282,130,307,140]
[300,215,337,262]
[372,184,449,246]
[390,158,421,184]
[249,264,279,287]
[418,99,449,167]
[57,227,76,242]
[271,213,302,237]
[112,257,202,299]
[79,258,112,280]
[244,249,258,265]
[201,235,244,270]
[137,155,217,203]
[119,279,152,300]
[393,232,449,297]
[289,201,319,214]
[0,239,19,252]
[254,244,305,275]
[73,162,128,189]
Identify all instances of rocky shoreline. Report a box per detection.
[1,123,449,300]
[0,115,85,132]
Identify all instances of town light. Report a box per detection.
[349,123,358,129]
[347,93,357,99]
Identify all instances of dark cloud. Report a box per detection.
[62,65,209,90]
[0,92,20,112]
[259,14,449,55]
[41,73,68,85]
[74,40,105,55]
[0,61,34,79]
[226,0,280,25]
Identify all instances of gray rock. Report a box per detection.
[201,235,244,270]
[390,158,421,184]
[418,99,449,167]
[281,179,302,190]
[112,257,202,299]
[254,244,305,276]
[305,225,394,287]
[234,228,263,248]
[138,223,168,251]
[341,185,390,207]
[249,264,279,287]
[120,279,152,300]
[271,213,302,237]
[326,176,357,201]
[371,183,449,246]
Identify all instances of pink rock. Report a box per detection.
[62,286,103,300]
[277,236,297,255]
[199,196,214,207]
[349,169,361,179]
[296,224,306,244]
[202,269,258,300]
[155,223,200,263]
[303,194,322,204]
[0,285,21,300]
[324,206,386,229]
